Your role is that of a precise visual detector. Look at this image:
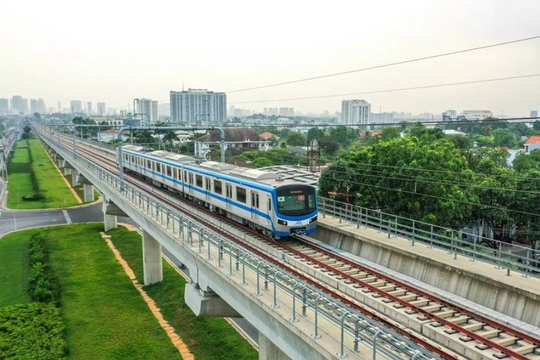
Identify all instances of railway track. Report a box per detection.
[49,134,540,359]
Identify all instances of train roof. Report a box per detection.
[124,148,317,188]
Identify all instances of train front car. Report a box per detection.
[273,184,318,236]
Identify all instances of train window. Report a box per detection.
[196,175,203,187]
[256,194,259,208]
[184,171,187,183]
[226,183,232,198]
[236,187,246,203]
[146,160,151,170]
[156,163,161,173]
[214,180,222,194]
[205,178,211,190]
[189,173,193,184]
[167,166,172,177]
[268,199,272,211]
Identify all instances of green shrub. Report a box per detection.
[0,302,68,359]
[27,234,61,303]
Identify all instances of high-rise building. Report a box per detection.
[97,102,106,116]
[462,110,492,120]
[30,98,47,114]
[137,98,159,125]
[70,100,82,114]
[341,100,371,125]
[0,98,9,114]
[279,107,294,117]
[170,89,226,124]
[11,95,29,114]
[87,101,93,115]
[531,110,538,118]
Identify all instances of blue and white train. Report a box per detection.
[120,145,318,237]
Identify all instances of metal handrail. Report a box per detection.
[318,197,539,278]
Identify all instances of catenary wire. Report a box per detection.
[229,73,540,104]
[227,35,540,93]
[325,176,540,218]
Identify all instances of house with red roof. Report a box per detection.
[524,136,540,153]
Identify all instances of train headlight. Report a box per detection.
[309,216,318,223]
[278,219,288,226]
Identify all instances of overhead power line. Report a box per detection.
[327,177,540,218]
[230,73,540,104]
[228,35,540,94]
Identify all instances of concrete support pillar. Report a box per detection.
[104,213,117,231]
[185,283,242,317]
[143,230,163,285]
[83,184,94,202]
[57,159,65,168]
[102,201,117,231]
[71,169,79,187]
[63,167,72,176]
[259,333,291,360]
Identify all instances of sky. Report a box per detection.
[1,0,540,116]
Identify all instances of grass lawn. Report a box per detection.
[65,174,100,203]
[0,232,31,307]
[7,139,80,209]
[108,227,258,360]
[1,224,182,360]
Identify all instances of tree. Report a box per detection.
[134,130,154,146]
[320,136,478,227]
[533,120,540,131]
[513,150,540,172]
[380,127,400,141]
[307,127,325,142]
[33,112,41,120]
[493,128,517,148]
[446,134,472,150]
[252,157,274,167]
[162,130,179,145]
[286,132,307,146]
[319,135,340,156]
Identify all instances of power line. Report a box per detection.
[326,176,540,218]
[230,73,540,104]
[323,160,540,182]
[323,169,540,195]
[245,116,540,128]
[227,35,540,94]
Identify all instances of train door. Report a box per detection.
[225,183,233,211]
[205,177,211,202]
[266,194,273,229]
[251,190,259,223]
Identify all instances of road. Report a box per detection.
[0,180,259,348]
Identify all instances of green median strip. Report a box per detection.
[0,224,182,359]
[7,139,80,209]
[108,226,258,360]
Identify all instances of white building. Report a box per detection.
[70,100,82,114]
[30,99,46,114]
[462,110,493,120]
[341,100,371,125]
[0,98,8,114]
[194,128,270,158]
[86,101,93,115]
[170,88,226,124]
[97,102,106,116]
[370,112,394,123]
[524,136,540,154]
[11,96,28,114]
[137,98,158,125]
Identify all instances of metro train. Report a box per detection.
[120,145,318,237]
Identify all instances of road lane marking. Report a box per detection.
[62,210,72,224]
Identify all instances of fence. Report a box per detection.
[319,197,540,278]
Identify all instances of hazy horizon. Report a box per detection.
[2,0,540,116]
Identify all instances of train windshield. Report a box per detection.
[276,185,316,216]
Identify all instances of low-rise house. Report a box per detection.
[194,128,270,158]
[524,136,540,153]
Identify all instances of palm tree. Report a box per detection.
[162,130,179,149]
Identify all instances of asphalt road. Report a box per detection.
[0,180,259,347]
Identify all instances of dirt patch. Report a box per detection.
[101,232,195,360]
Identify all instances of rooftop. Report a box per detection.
[525,136,540,145]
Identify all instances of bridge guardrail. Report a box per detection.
[38,129,443,360]
[319,198,540,278]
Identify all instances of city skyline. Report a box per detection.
[1,1,540,116]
